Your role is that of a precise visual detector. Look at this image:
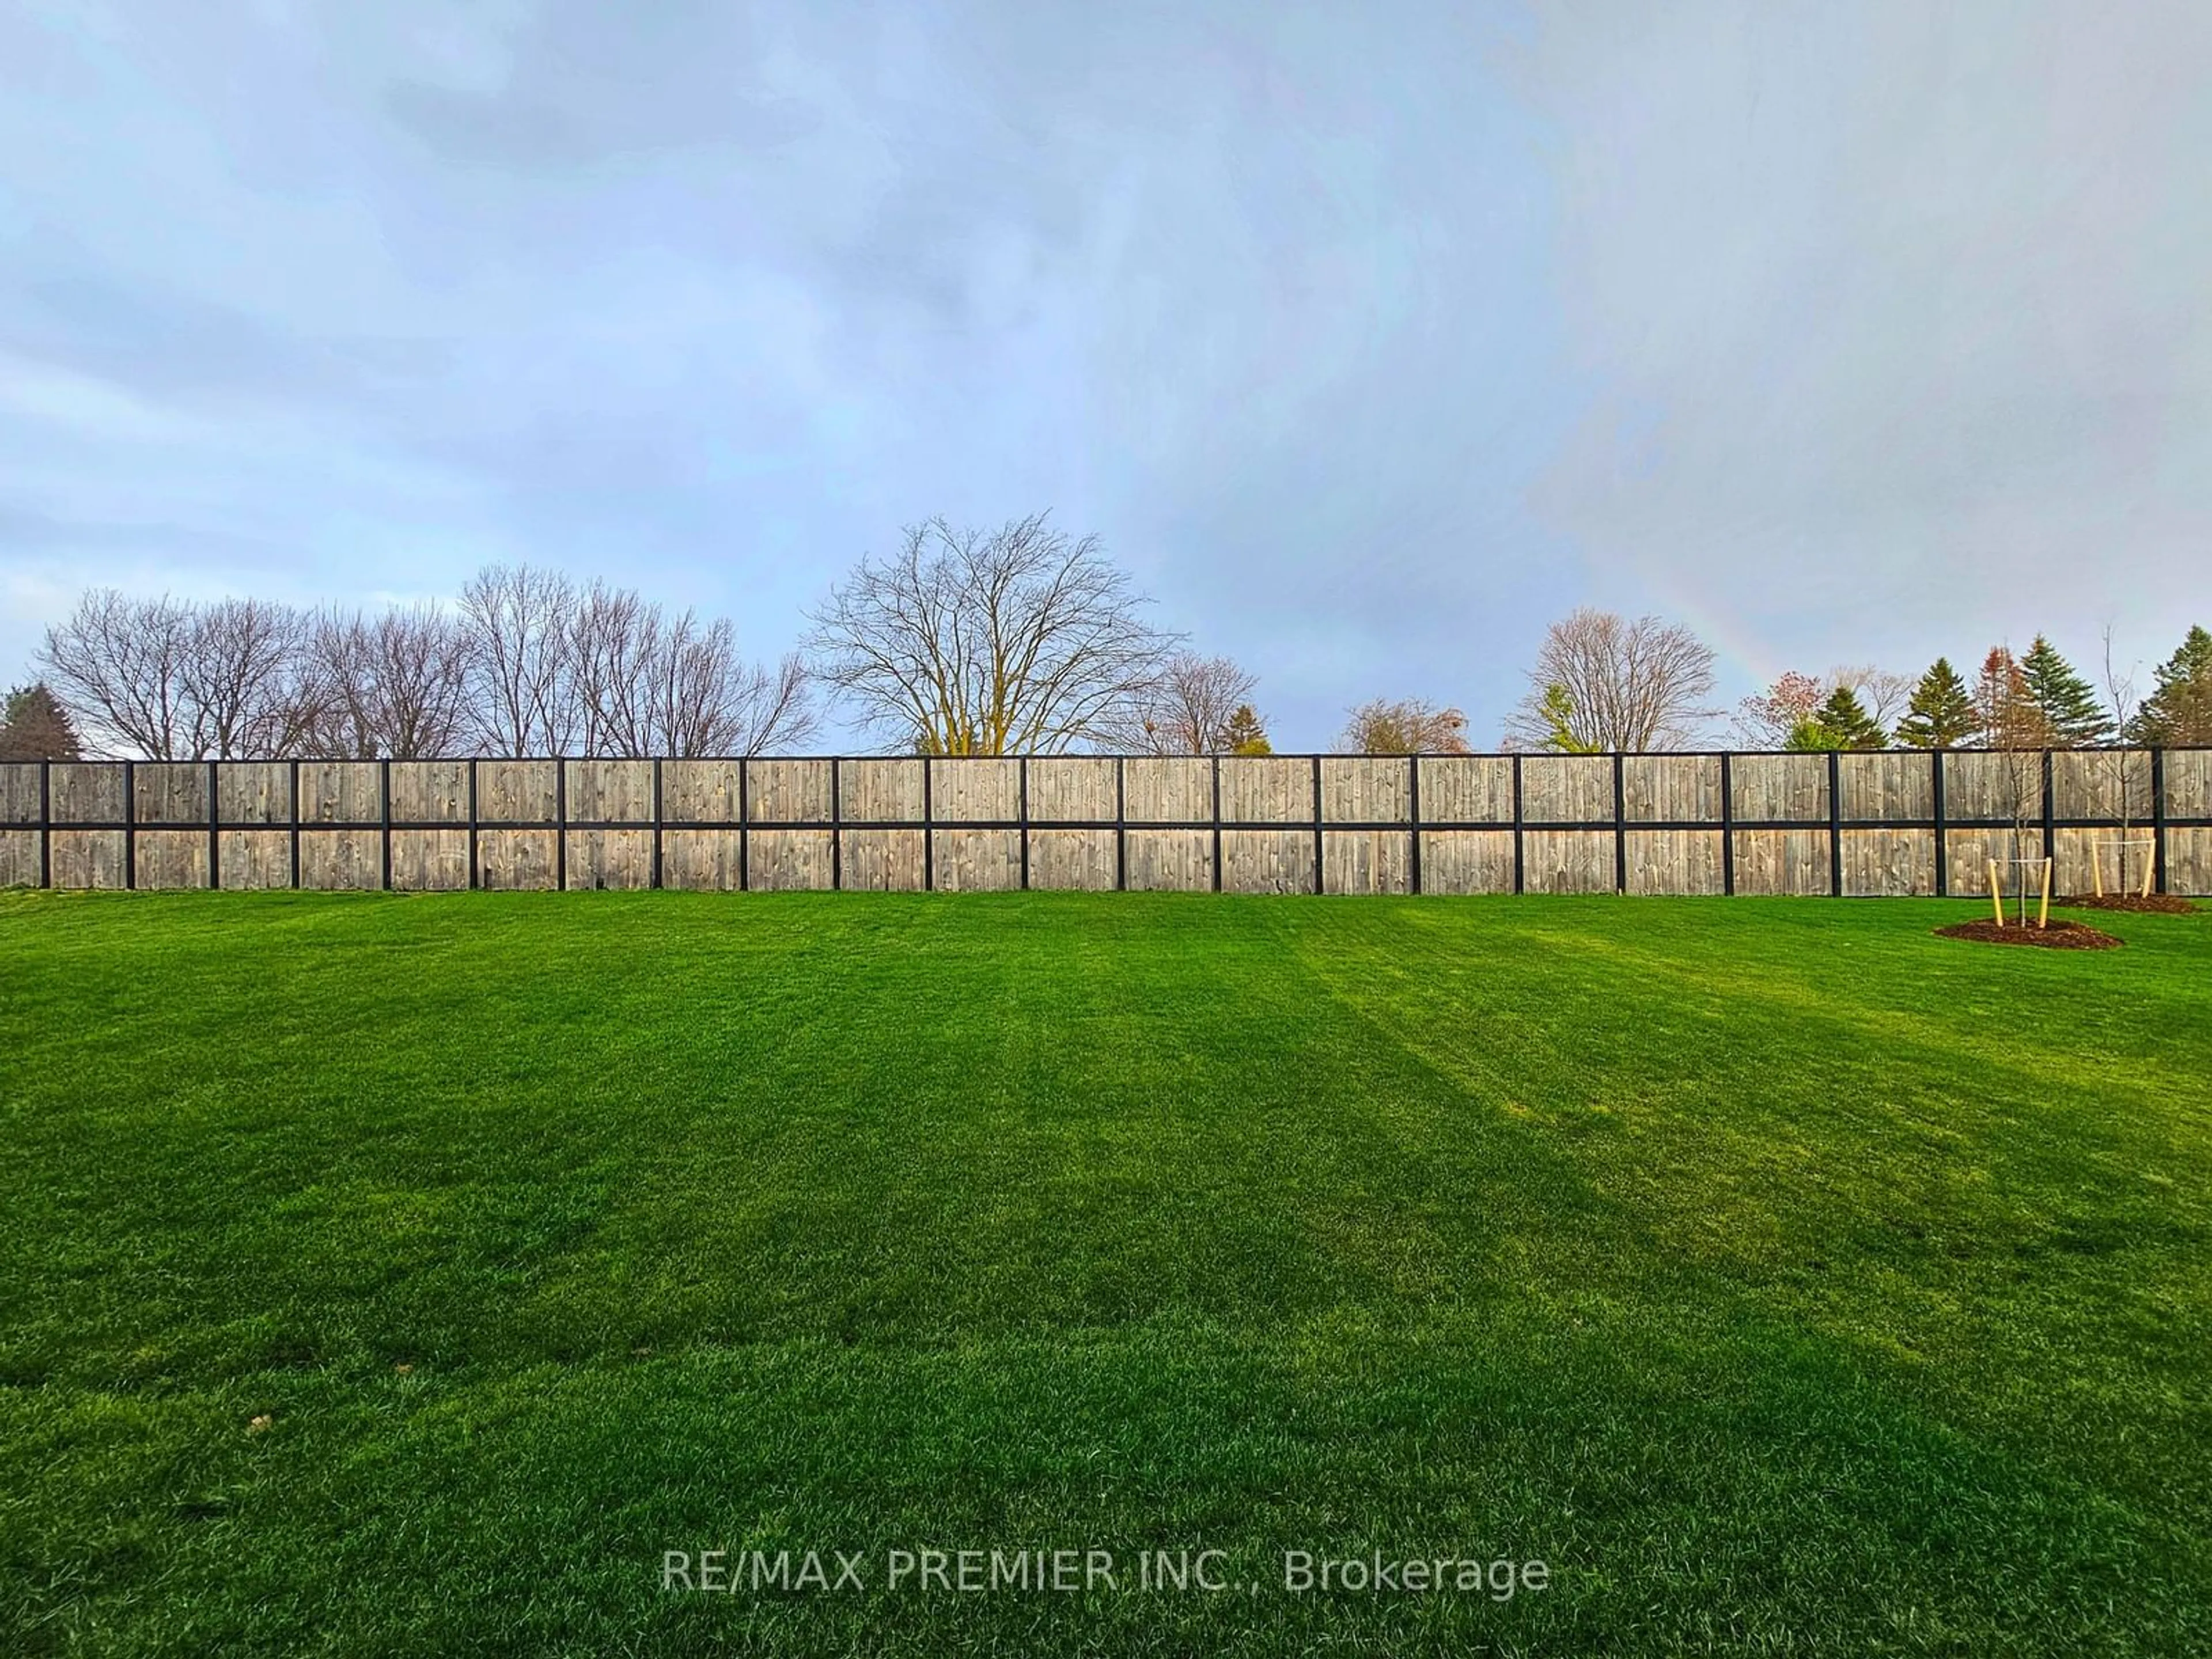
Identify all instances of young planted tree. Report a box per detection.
[2127,624,2212,745]
[808,514,1176,755]
[1893,658,1978,748]
[0,683,83,760]
[2020,635,2111,747]
[1338,698,1471,755]
[1503,609,1718,751]
[2096,626,2150,895]
[1975,647,2051,922]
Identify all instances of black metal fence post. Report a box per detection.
[922,757,934,892]
[1408,755,1423,896]
[1510,752,1524,895]
[650,757,663,890]
[738,760,751,892]
[829,756,842,891]
[2152,747,2168,895]
[1612,751,1627,895]
[552,760,566,892]
[1931,749,1948,896]
[1827,749,1843,898]
[38,758,51,889]
[1719,752,1735,896]
[206,758,222,890]
[289,759,302,890]
[466,758,479,891]
[123,760,136,891]
[2041,749,2056,871]
[1018,756,1030,891]
[1210,755,1222,893]
[1114,756,1126,892]
[1311,753,1324,895]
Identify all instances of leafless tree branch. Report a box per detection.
[805,513,1178,753]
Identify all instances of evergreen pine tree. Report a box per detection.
[1783,716,1842,752]
[1893,658,1977,748]
[1813,685,1886,749]
[2020,635,2111,747]
[1220,704,1271,756]
[2128,624,2212,744]
[0,683,82,760]
[1973,646,2050,748]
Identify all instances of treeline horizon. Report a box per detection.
[3,512,2210,763]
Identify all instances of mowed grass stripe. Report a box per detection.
[1,891,2207,1656]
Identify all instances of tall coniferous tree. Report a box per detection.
[1893,658,1977,748]
[2128,624,2212,745]
[0,683,84,759]
[1220,704,1271,756]
[2020,635,2111,746]
[1973,647,2047,748]
[1816,685,1887,749]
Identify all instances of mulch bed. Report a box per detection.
[2051,893,2200,915]
[1934,918,2123,950]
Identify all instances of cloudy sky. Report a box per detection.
[3,0,2207,748]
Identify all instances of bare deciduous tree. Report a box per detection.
[41,571,807,762]
[1503,609,1719,751]
[1111,652,1261,755]
[806,514,1178,755]
[1733,671,1827,748]
[567,581,657,757]
[2097,625,2150,895]
[38,589,196,757]
[310,604,474,758]
[1828,664,1914,732]
[1338,697,1471,754]
[40,589,324,758]
[564,583,817,757]
[459,564,578,756]
[648,624,815,758]
[1974,646,2051,918]
[179,597,324,759]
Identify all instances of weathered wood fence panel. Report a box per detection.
[1,749,2207,896]
[1419,830,1515,894]
[1417,757,1513,824]
[1027,757,1116,823]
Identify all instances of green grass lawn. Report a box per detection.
[2,891,2208,1656]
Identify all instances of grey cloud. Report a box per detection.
[1512,0,2212,678]
[1,0,2206,745]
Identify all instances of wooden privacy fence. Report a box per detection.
[0,751,2207,897]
